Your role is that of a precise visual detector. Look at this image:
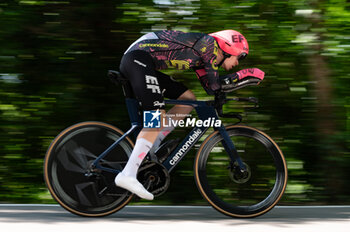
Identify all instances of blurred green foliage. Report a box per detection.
[0,0,349,204]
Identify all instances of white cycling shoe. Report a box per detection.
[115,172,154,200]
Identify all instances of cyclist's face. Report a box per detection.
[222,55,239,71]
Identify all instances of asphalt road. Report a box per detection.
[0,205,349,232]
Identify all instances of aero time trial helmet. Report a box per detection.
[209,30,249,60]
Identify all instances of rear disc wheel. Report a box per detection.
[44,121,134,217]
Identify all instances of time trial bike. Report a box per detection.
[44,70,287,218]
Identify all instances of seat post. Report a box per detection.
[120,81,134,98]
[108,70,142,136]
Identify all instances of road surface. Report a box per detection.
[0,205,349,232]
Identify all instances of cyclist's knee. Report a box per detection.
[178,90,196,101]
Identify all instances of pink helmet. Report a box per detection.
[209,30,249,59]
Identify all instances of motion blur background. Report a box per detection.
[0,0,349,204]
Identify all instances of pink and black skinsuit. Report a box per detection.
[119,30,221,110]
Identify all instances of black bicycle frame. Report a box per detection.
[92,97,246,174]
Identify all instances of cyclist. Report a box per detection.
[115,29,261,200]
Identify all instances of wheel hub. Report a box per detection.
[229,161,251,184]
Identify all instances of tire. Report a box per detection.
[44,121,134,217]
[194,125,287,218]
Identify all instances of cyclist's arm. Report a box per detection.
[200,35,221,92]
[194,35,220,93]
[196,69,237,95]
[195,69,214,95]
[194,36,221,94]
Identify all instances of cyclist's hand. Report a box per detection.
[220,73,238,86]
[220,68,265,93]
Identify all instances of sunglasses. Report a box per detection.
[237,53,247,61]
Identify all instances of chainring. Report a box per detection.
[137,160,170,197]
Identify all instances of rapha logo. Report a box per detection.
[153,101,165,107]
[143,109,161,128]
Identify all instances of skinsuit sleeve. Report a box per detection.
[194,35,221,95]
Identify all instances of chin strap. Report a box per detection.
[217,51,231,67]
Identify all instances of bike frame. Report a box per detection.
[92,97,246,174]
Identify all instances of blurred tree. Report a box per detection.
[0,0,349,204]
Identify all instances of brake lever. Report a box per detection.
[247,97,259,108]
[248,97,258,104]
[234,97,258,103]
[227,97,259,108]
[219,113,242,123]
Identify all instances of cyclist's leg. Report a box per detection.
[166,89,196,120]
[151,71,196,150]
[117,50,166,200]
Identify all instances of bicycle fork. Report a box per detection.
[193,102,247,172]
[216,126,247,172]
